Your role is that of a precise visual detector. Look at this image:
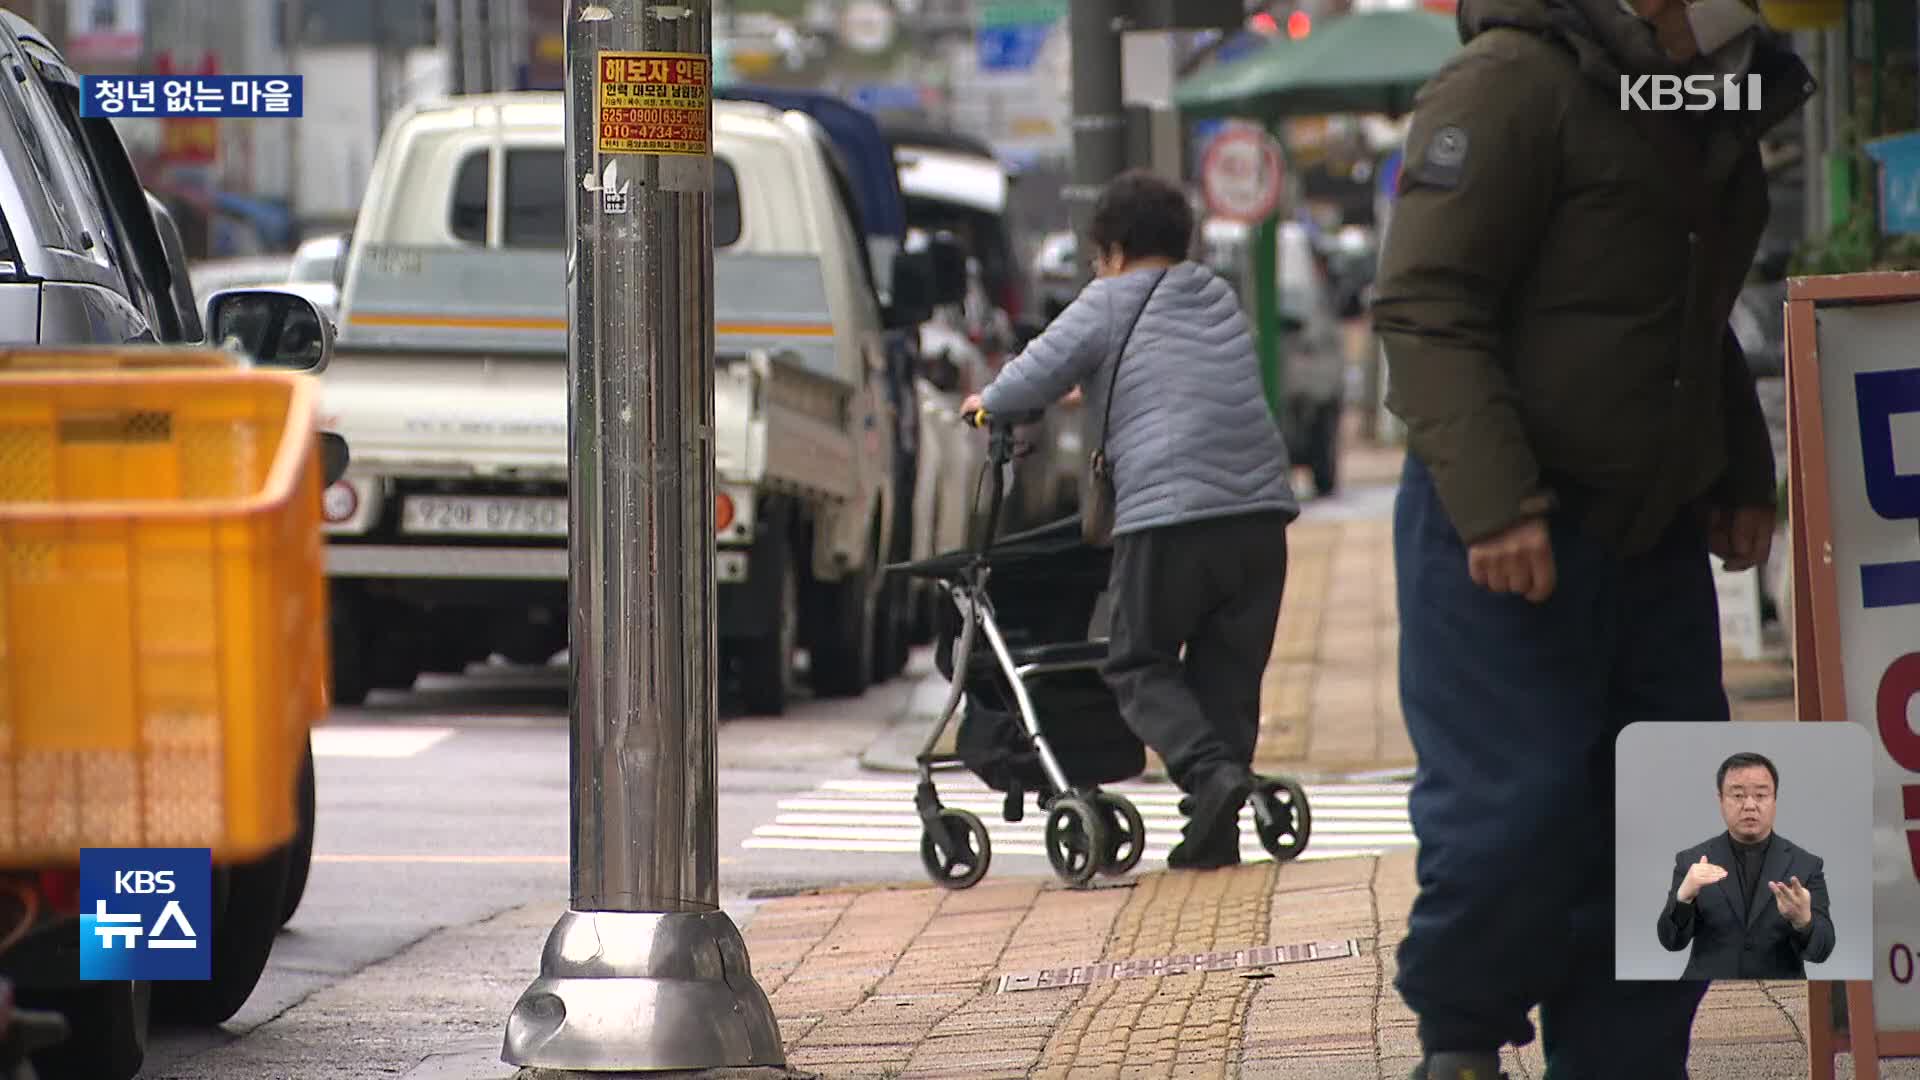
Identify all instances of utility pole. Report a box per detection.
[1066,0,1127,282]
[500,0,783,1071]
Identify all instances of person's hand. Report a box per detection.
[1059,386,1085,407]
[1707,506,1774,572]
[1676,855,1728,903]
[1466,517,1556,604]
[1770,876,1813,930]
[960,393,985,419]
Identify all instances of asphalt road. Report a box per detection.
[139,654,931,1077]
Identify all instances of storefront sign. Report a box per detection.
[1786,271,1920,1075]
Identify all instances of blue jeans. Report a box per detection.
[1392,457,1719,1079]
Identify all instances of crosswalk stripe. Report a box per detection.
[311,725,455,759]
[743,775,1418,866]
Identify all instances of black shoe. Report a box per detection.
[1413,1052,1506,1080]
[1168,821,1241,869]
[1172,766,1253,868]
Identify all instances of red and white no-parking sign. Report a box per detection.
[1200,127,1285,224]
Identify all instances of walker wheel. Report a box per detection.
[1044,797,1108,887]
[1252,777,1312,862]
[1093,792,1146,877]
[920,809,992,889]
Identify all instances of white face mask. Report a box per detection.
[1616,0,1761,75]
[1685,0,1762,73]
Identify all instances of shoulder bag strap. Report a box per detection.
[1096,269,1168,457]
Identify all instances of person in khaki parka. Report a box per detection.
[1371,0,1813,1076]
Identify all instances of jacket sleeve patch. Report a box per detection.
[1405,125,1469,191]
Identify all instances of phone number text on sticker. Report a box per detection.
[597,51,710,156]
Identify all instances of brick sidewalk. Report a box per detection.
[1252,437,1796,779]
[742,849,1892,1079]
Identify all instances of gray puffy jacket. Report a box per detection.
[980,261,1299,537]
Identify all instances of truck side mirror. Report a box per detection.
[208,288,335,373]
[319,431,351,486]
[928,234,968,307]
[887,251,935,329]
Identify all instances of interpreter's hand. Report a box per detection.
[1770,876,1814,930]
[1676,856,1728,903]
[960,393,985,419]
[1466,517,1556,604]
[1059,386,1085,407]
[1707,505,1775,572]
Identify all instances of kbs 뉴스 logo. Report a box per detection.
[79,848,213,981]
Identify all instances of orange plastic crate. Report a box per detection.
[0,346,242,374]
[0,369,327,866]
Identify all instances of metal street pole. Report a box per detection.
[1066,0,1127,282]
[501,0,783,1071]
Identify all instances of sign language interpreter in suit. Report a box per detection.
[1657,752,1835,979]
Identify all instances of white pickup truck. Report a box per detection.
[319,93,957,714]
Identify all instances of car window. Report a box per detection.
[479,149,741,249]
[14,64,130,286]
[0,207,18,277]
[450,150,489,244]
[504,149,565,248]
[0,79,80,253]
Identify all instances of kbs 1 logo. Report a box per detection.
[79,848,213,981]
[1619,73,1764,112]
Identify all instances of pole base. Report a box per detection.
[502,909,785,1072]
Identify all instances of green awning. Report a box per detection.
[1175,10,1463,119]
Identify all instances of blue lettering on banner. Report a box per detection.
[79,848,213,981]
[1854,367,1920,609]
[80,75,304,119]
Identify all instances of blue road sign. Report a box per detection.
[977,23,1052,73]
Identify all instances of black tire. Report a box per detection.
[907,583,936,646]
[739,532,797,717]
[919,809,991,889]
[153,845,290,1026]
[1044,797,1108,887]
[17,979,149,1080]
[1309,402,1340,497]
[1094,792,1146,877]
[328,585,370,707]
[808,518,878,699]
[280,739,316,926]
[872,537,912,683]
[1252,777,1312,862]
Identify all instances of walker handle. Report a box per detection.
[961,407,1043,430]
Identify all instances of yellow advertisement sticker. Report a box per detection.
[596,50,711,156]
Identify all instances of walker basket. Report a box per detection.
[0,369,327,866]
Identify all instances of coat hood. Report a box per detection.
[1456,0,1815,139]
[1459,0,1679,81]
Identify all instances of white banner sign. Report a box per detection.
[1811,299,1920,1034]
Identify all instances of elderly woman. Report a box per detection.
[961,171,1299,868]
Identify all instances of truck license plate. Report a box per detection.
[402,496,567,537]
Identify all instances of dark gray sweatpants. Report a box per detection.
[1102,511,1292,792]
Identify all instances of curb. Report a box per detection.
[856,672,950,774]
